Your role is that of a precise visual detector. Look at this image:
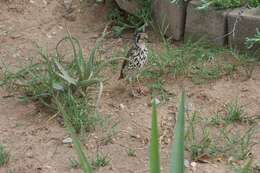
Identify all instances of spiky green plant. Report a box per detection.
[149,99,161,173]
[170,90,185,173]
[91,152,110,169]
[149,91,185,173]
[245,29,260,49]
[108,0,152,37]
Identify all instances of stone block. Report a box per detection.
[228,8,260,53]
[114,0,140,15]
[152,0,186,41]
[185,0,230,46]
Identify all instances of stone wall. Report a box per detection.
[114,0,260,53]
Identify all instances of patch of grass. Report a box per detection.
[209,101,257,126]
[107,0,152,37]
[127,148,137,157]
[191,63,236,84]
[143,39,235,84]
[1,31,109,132]
[209,113,225,126]
[0,28,116,173]
[245,29,260,49]
[185,113,213,160]
[60,93,99,134]
[91,152,110,169]
[0,144,9,167]
[220,127,256,160]
[234,159,253,173]
[6,170,15,173]
[185,106,257,162]
[224,101,245,124]
[147,79,169,102]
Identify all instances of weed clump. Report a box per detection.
[0,144,9,167]
[1,30,108,133]
[108,0,152,37]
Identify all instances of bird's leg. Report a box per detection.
[136,74,145,95]
[129,77,139,97]
[136,75,142,89]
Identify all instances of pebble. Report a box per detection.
[190,162,197,167]
[184,159,190,168]
[26,150,34,158]
[119,103,125,110]
[62,137,72,144]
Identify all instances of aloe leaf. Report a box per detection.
[170,90,185,173]
[78,79,100,87]
[52,82,64,91]
[54,59,77,85]
[150,99,160,173]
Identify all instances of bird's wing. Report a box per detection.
[119,46,135,79]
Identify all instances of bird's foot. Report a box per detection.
[129,86,149,97]
[130,89,141,98]
[136,86,149,96]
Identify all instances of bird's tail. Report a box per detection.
[119,59,127,80]
[118,70,124,80]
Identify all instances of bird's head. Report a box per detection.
[134,32,149,46]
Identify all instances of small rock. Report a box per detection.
[62,137,72,144]
[184,159,190,168]
[42,0,47,5]
[228,156,234,164]
[58,25,63,30]
[186,102,193,112]
[119,103,125,110]
[10,34,21,39]
[190,161,197,167]
[241,87,249,92]
[46,33,52,38]
[26,150,34,158]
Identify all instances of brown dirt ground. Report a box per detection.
[0,0,259,173]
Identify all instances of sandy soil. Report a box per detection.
[0,0,259,173]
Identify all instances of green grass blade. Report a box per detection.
[149,99,160,173]
[240,159,252,173]
[56,97,93,173]
[170,90,185,173]
[67,125,93,173]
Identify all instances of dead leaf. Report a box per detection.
[196,153,212,163]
